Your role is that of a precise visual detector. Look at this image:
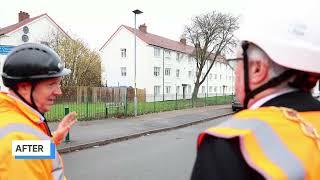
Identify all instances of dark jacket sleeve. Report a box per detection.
[191,136,264,180]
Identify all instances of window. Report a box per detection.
[214,86,217,92]
[154,67,161,76]
[209,74,212,80]
[165,68,171,76]
[120,48,126,58]
[176,53,180,61]
[209,86,213,93]
[202,86,206,93]
[188,71,192,78]
[120,67,126,76]
[165,86,171,94]
[165,50,171,59]
[154,86,161,95]
[214,74,217,79]
[176,69,180,77]
[188,56,192,64]
[176,86,180,94]
[154,47,160,57]
[220,75,222,80]
[188,85,192,93]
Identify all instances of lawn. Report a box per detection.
[45,95,232,121]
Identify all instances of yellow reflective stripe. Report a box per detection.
[0,123,64,180]
[206,118,305,180]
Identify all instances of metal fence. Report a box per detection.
[45,93,233,122]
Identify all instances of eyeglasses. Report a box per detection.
[226,57,243,70]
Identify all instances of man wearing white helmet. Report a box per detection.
[191,1,320,179]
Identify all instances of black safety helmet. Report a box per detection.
[2,43,71,87]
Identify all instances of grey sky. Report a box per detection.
[0,0,245,50]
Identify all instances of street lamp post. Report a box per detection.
[133,9,143,116]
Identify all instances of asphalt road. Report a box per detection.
[62,115,230,180]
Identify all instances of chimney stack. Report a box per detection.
[139,24,147,33]
[180,37,186,45]
[19,11,30,22]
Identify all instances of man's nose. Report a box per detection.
[54,86,63,95]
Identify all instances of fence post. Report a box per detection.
[192,96,194,108]
[153,94,156,113]
[205,93,207,107]
[175,93,178,110]
[64,107,70,142]
[105,104,108,118]
[125,93,128,117]
[215,93,218,104]
[86,97,89,118]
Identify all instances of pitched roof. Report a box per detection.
[100,25,225,62]
[0,13,69,38]
[123,25,195,55]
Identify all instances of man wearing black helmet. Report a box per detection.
[0,43,77,180]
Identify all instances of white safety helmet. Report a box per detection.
[238,0,320,74]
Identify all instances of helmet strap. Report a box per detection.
[241,41,297,109]
[242,41,250,109]
[30,81,53,137]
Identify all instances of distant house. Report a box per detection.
[0,11,68,90]
[99,24,235,101]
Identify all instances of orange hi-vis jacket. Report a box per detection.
[198,107,320,180]
[0,92,65,180]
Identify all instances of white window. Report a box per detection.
[214,86,217,92]
[188,85,192,93]
[176,69,180,77]
[166,86,171,94]
[188,56,193,64]
[165,68,171,76]
[220,75,222,80]
[176,86,180,94]
[202,86,206,93]
[209,86,213,93]
[121,48,126,58]
[214,74,217,79]
[120,67,126,76]
[209,74,212,80]
[154,86,161,95]
[154,47,160,57]
[176,53,180,61]
[180,54,184,60]
[165,50,171,59]
[188,71,192,78]
[154,67,161,76]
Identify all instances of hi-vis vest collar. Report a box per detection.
[0,91,44,124]
[198,107,320,180]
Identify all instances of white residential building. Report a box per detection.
[99,24,319,101]
[0,11,68,91]
[99,24,235,101]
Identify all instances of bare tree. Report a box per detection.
[184,11,239,99]
[49,33,102,87]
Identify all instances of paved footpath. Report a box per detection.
[48,104,233,153]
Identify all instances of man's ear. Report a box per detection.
[15,82,32,97]
[249,60,269,85]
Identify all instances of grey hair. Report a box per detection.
[246,44,288,79]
